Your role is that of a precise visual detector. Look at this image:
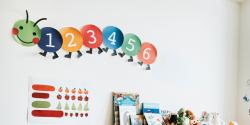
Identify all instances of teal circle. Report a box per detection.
[121,33,141,56]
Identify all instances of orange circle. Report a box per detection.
[60,27,83,52]
[137,42,157,64]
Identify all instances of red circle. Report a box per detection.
[137,42,157,64]
[12,28,19,35]
[32,37,40,44]
[81,24,103,48]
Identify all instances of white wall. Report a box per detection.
[0,0,239,124]
[238,0,250,124]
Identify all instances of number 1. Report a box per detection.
[46,33,55,48]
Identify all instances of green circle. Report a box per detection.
[121,33,141,56]
[12,20,41,47]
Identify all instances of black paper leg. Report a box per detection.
[77,50,83,58]
[146,64,151,70]
[128,56,133,62]
[98,47,103,54]
[111,50,117,56]
[39,51,47,57]
[86,48,93,54]
[118,52,125,58]
[65,52,72,58]
[103,47,108,52]
[138,61,143,66]
[52,52,59,59]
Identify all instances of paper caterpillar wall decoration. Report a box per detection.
[11,10,157,70]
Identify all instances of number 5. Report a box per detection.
[126,39,135,51]
[143,48,151,60]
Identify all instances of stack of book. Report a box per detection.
[112,92,165,125]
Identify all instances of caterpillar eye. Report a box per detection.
[33,32,36,36]
[19,26,23,30]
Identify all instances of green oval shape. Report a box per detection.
[121,33,141,56]
[32,101,50,108]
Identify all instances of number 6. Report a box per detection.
[143,48,151,60]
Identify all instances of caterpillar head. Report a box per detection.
[12,10,46,46]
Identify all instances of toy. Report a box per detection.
[210,113,225,125]
[199,111,211,125]
[228,121,238,125]
[185,110,200,125]
[164,113,178,125]
[177,108,190,125]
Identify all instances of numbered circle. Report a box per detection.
[102,26,124,50]
[121,33,141,56]
[60,27,83,52]
[38,27,62,52]
[81,24,102,48]
[137,42,157,64]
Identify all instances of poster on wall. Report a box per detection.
[11,10,158,70]
[27,79,91,124]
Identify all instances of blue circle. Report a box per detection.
[38,27,62,52]
[102,26,124,50]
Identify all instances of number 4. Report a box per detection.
[108,32,116,45]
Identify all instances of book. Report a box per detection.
[130,115,147,125]
[119,105,137,125]
[142,103,160,114]
[144,113,165,125]
[113,92,140,125]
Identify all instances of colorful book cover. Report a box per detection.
[130,115,147,125]
[119,106,137,125]
[142,103,160,114]
[113,92,140,125]
[144,113,165,125]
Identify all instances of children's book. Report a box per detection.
[142,103,160,114]
[130,115,147,125]
[119,106,137,125]
[144,113,165,125]
[113,92,140,125]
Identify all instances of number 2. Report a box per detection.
[108,32,116,45]
[66,33,76,47]
[126,39,135,51]
[45,33,55,48]
[143,48,151,60]
[87,30,97,44]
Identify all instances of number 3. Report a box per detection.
[87,30,97,44]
